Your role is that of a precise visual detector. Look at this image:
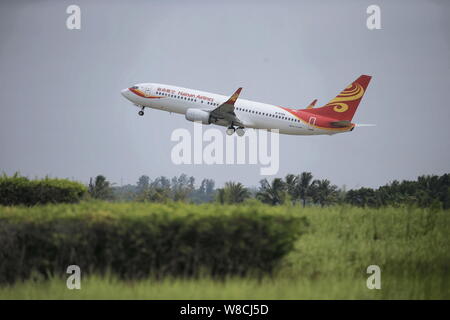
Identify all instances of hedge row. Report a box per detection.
[0,202,308,283]
[0,175,87,206]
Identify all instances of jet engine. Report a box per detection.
[185,108,211,125]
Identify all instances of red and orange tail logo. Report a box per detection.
[305,75,371,121]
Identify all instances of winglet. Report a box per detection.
[224,87,242,106]
[306,99,317,109]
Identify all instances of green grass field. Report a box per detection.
[0,204,448,299]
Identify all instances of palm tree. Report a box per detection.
[298,172,314,207]
[310,179,338,207]
[285,174,299,203]
[222,182,250,204]
[256,178,286,205]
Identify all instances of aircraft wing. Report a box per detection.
[209,87,245,127]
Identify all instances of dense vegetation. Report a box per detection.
[0,173,86,206]
[0,172,448,299]
[346,174,450,209]
[108,173,450,209]
[0,202,307,284]
[2,172,447,209]
[0,205,448,299]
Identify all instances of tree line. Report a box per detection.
[88,172,450,209]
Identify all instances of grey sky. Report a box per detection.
[0,0,449,189]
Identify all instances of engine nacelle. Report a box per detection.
[185,108,211,125]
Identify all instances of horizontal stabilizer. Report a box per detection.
[306,99,317,109]
[355,123,376,127]
[330,120,352,127]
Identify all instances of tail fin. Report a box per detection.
[305,75,371,121]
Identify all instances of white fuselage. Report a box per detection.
[121,83,345,136]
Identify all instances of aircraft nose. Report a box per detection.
[121,88,129,97]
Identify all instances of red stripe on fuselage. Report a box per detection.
[129,88,164,99]
[279,106,353,131]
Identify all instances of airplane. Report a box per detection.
[121,75,372,136]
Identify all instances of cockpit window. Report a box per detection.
[130,86,139,89]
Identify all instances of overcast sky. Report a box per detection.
[0,0,449,189]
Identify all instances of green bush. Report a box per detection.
[0,174,87,206]
[0,202,308,283]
